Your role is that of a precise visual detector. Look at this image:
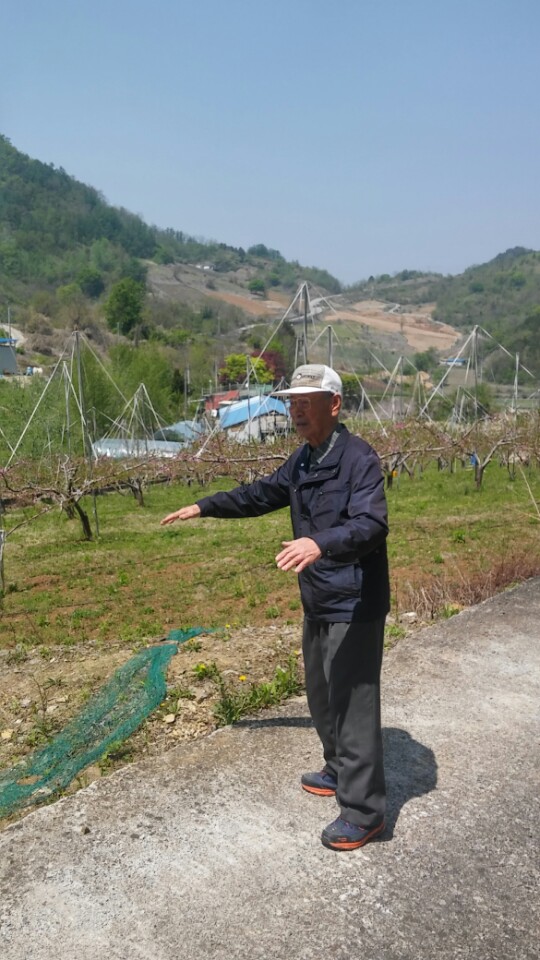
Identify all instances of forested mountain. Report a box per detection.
[0,134,340,308]
[0,134,346,399]
[1,133,538,386]
[0,135,346,408]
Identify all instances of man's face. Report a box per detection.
[289,392,341,447]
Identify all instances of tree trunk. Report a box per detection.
[129,478,145,506]
[475,463,485,489]
[72,500,93,540]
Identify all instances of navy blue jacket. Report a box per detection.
[196,427,390,622]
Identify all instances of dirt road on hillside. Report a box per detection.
[327,300,460,353]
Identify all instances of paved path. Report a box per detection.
[2,325,26,345]
[1,580,539,960]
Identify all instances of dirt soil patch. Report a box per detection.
[146,262,285,318]
[0,610,426,829]
[0,623,304,820]
[205,289,284,316]
[332,300,460,353]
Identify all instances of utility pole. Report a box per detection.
[75,331,89,459]
[246,355,251,438]
[472,325,479,422]
[63,362,72,457]
[302,283,309,364]
[75,330,99,537]
[327,325,333,368]
[512,353,519,415]
[294,336,302,368]
[184,365,190,420]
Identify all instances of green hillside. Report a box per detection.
[1,133,538,386]
[348,248,540,378]
[0,135,346,400]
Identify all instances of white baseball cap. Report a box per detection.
[273,364,343,397]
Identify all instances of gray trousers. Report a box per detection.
[302,617,386,828]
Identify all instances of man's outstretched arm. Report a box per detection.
[160,504,201,525]
[160,458,294,526]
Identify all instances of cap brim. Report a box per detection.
[271,386,335,396]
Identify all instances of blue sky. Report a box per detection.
[2,0,539,283]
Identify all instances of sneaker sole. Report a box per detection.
[301,784,336,797]
[321,820,385,851]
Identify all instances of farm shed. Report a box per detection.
[0,338,18,376]
[205,390,240,413]
[91,438,185,459]
[218,396,288,443]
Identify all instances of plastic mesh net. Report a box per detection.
[0,627,209,819]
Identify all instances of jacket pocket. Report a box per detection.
[301,557,361,602]
[310,485,350,526]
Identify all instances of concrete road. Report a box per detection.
[1,580,539,960]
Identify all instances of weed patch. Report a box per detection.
[398,553,540,621]
[212,655,302,726]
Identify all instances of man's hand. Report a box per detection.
[160,504,201,526]
[275,538,322,573]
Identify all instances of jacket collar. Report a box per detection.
[295,426,350,479]
[310,424,349,469]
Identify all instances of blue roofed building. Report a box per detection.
[218,395,289,442]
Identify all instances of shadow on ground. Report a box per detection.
[237,716,437,838]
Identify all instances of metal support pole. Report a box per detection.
[75,331,89,459]
[75,330,99,537]
[303,284,309,364]
[513,353,519,414]
[327,325,333,368]
[0,528,5,599]
[472,325,480,422]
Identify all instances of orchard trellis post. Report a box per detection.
[0,499,5,600]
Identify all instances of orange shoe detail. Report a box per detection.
[301,783,336,797]
[321,819,385,851]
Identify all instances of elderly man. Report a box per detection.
[161,364,390,851]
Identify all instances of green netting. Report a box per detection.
[0,627,210,818]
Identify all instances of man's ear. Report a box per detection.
[331,393,342,416]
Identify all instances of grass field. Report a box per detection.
[1,460,539,803]
[2,462,538,647]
